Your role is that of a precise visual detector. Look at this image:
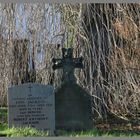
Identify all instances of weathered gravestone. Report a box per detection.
[53,48,93,131]
[8,83,55,135]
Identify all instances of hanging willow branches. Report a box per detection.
[0,3,139,122]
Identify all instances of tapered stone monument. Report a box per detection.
[53,48,93,131]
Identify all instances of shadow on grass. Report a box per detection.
[55,129,140,137]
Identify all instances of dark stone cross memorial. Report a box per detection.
[53,48,93,131]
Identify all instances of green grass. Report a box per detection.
[0,123,49,137]
[0,123,140,137]
[0,107,140,137]
[0,107,7,115]
[0,107,7,123]
[0,123,7,131]
[56,129,140,137]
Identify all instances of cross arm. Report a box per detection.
[52,63,63,70]
[52,58,63,70]
[72,57,84,69]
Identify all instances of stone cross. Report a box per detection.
[52,48,83,83]
[28,85,33,93]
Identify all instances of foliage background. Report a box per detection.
[0,3,139,122]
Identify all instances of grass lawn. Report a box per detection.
[0,123,140,137]
[0,123,49,137]
[0,107,140,137]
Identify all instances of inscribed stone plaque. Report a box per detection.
[8,83,55,135]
